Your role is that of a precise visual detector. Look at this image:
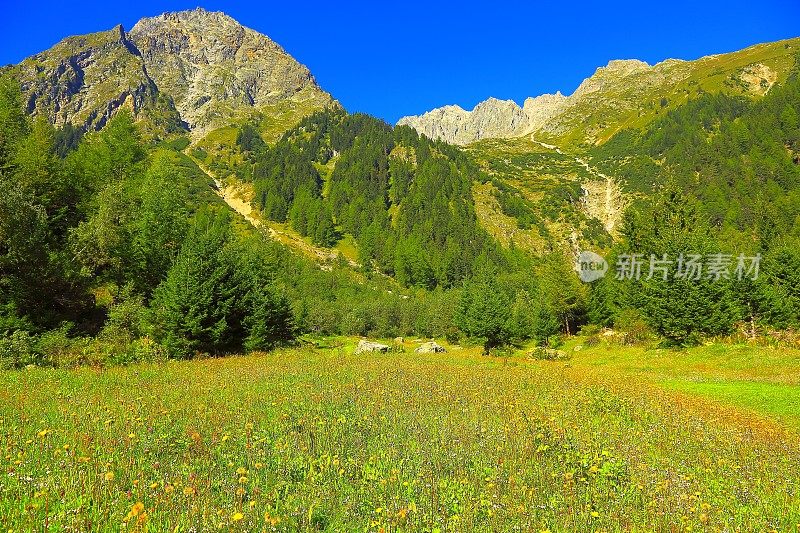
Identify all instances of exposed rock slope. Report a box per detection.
[7,8,334,136]
[397,97,541,145]
[13,25,156,130]
[129,9,332,136]
[398,37,800,147]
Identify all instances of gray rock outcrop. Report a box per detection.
[414,341,446,354]
[397,94,567,146]
[354,340,390,355]
[129,8,331,136]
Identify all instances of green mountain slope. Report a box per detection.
[458,40,800,253]
[235,109,506,288]
[544,37,800,148]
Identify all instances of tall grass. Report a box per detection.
[1,347,798,530]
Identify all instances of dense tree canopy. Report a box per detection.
[242,110,504,288]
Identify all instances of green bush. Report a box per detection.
[613,309,653,346]
[0,330,42,369]
[104,337,165,366]
[37,326,83,368]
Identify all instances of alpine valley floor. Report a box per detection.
[1,337,798,531]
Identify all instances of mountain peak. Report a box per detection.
[604,58,650,71]
[127,8,334,135]
[131,7,238,31]
[10,9,334,137]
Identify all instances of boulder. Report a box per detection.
[354,339,390,355]
[528,347,570,361]
[414,341,446,354]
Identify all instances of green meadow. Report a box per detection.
[2,338,799,531]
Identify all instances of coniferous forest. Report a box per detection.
[3,63,800,364]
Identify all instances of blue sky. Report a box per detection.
[0,1,797,123]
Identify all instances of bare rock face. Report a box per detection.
[536,57,693,144]
[398,97,539,146]
[14,25,157,130]
[522,92,568,132]
[396,57,667,146]
[571,59,652,97]
[397,92,569,146]
[129,8,331,136]
[9,8,334,136]
[395,57,677,146]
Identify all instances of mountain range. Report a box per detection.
[398,38,799,147]
[2,9,799,258]
[3,8,334,140]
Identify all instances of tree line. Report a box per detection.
[3,64,800,364]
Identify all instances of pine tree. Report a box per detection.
[623,186,738,344]
[151,208,296,358]
[0,75,28,169]
[455,276,512,354]
[151,208,240,358]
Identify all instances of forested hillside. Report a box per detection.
[586,65,800,342]
[594,68,800,238]
[239,110,508,288]
[3,45,800,367]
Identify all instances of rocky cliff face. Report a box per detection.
[129,9,330,136]
[397,94,568,145]
[397,97,534,145]
[14,25,156,130]
[8,8,334,136]
[521,92,568,132]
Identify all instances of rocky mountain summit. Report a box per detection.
[7,8,333,136]
[398,37,799,146]
[397,95,564,145]
[128,9,331,135]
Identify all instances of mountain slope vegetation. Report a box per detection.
[1,10,800,364]
[239,110,507,288]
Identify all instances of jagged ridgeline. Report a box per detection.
[4,8,334,140]
[399,37,800,148]
[237,109,504,288]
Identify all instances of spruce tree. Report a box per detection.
[455,276,512,354]
[623,186,738,344]
[151,208,240,358]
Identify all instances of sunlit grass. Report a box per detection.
[1,343,799,530]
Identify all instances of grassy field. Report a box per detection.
[1,339,799,531]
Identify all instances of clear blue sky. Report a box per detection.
[0,1,797,123]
